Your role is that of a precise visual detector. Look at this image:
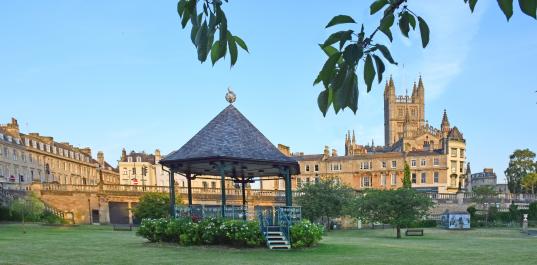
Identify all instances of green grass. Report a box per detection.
[0,224,536,265]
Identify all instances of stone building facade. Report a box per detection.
[292,76,467,193]
[0,118,119,189]
[468,168,497,192]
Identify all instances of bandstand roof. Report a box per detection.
[159,99,300,178]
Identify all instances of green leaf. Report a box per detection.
[317,90,330,116]
[370,0,389,15]
[210,41,221,65]
[418,16,430,48]
[177,0,186,16]
[497,0,514,20]
[196,21,209,62]
[322,30,353,50]
[190,23,199,45]
[376,44,397,65]
[343,44,362,66]
[364,55,375,92]
[469,0,478,12]
[379,13,395,42]
[233,36,248,52]
[519,0,537,19]
[181,9,190,28]
[398,12,410,38]
[348,73,358,113]
[407,13,416,30]
[227,31,238,67]
[372,55,385,84]
[325,15,356,28]
[319,44,338,57]
[314,52,342,87]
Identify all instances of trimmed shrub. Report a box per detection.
[136,218,264,247]
[290,220,324,248]
[529,202,537,221]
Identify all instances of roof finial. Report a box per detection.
[225,87,236,104]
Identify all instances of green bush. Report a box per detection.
[132,193,174,220]
[408,220,437,228]
[290,220,324,248]
[136,218,264,247]
[41,211,67,225]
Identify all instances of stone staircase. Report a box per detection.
[264,226,290,250]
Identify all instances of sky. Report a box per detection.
[1,1,536,183]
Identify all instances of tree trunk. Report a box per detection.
[396,225,401,239]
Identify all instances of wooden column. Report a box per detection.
[169,169,176,218]
[241,175,247,221]
[219,162,226,219]
[284,168,292,207]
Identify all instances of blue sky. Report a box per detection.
[1,1,536,183]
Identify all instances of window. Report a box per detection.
[123,168,128,175]
[460,161,464,173]
[13,150,18,161]
[451,148,457,157]
[460,149,465,158]
[434,172,439,183]
[297,178,303,187]
[421,172,426,183]
[360,161,371,170]
[362,176,371,187]
[314,176,320,184]
[132,167,136,175]
[380,174,386,186]
[331,163,342,171]
[382,161,387,168]
[127,157,133,162]
[412,173,417,184]
[136,156,142,163]
[391,160,397,168]
[211,181,216,189]
[202,181,208,189]
[411,160,416,167]
[314,165,319,172]
[391,173,397,185]
[421,159,426,167]
[305,165,310,172]
[451,161,457,173]
[433,158,439,166]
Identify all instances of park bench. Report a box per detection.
[113,224,133,231]
[405,229,424,236]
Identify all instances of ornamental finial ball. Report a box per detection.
[225,87,236,104]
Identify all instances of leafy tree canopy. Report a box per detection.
[296,177,355,226]
[504,148,536,193]
[521,172,537,194]
[349,188,433,238]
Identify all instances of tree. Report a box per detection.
[402,161,412,188]
[296,177,355,228]
[504,149,536,193]
[133,193,180,220]
[176,0,537,115]
[10,192,45,222]
[472,185,498,206]
[351,188,433,238]
[521,172,537,194]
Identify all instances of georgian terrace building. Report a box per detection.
[0,118,119,189]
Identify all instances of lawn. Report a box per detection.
[0,224,536,265]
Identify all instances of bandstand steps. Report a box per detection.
[264,229,291,250]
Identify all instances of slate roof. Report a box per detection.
[448,126,464,141]
[160,105,299,176]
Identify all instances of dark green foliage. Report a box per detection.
[290,220,324,248]
[296,177,355,227]
[133,193,179,220]
[350,188,433,238]
[529,202,537,220]
[402,162,412,188]
[137,218,264,247]
[407,220,437,228]
[504,149,536,193]
[177,0,247,67]
[472,185,498,205]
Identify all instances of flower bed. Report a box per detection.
[137,218,264,247]
[289,220,324,248]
